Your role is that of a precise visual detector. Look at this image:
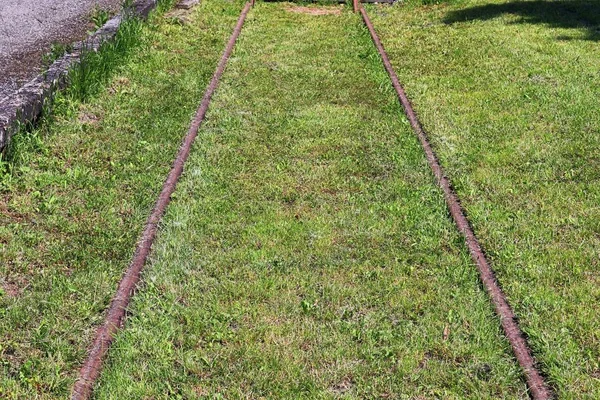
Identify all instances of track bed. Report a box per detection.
[93,3,526,398]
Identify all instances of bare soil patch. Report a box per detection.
[286,6,342,16]
[1,279,25,298]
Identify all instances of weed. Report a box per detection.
[90,7,111,30]
[41,42,73,68]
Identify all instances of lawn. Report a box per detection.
[93,2,526,398]
[367,0,600,397]
[2,0,597,398]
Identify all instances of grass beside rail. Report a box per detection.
[0,1,245,398]
[368,0,600,396]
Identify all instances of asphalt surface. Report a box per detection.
[0,0,122,99]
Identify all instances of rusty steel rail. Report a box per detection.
[70,3,253,399]
[358,5,552,400]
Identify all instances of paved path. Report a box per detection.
[0,0,122,99]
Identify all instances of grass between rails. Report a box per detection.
[367,0,600,397]
[94,3,526,398]
[0,1,246,398]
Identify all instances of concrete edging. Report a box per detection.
[0,0,158,153]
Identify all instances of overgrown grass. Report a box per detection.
[93,3,526,398]
[368,0,600,397]
[0,1,245,398]
[69,17,144,102]
[1,0,177,178]
[0,19,143,181]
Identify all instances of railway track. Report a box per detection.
[67,1,553,398]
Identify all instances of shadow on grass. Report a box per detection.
[444,0,600,41]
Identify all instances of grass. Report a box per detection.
[367,0,600,397]
[92,3,527,398]
[3,0,596,398]
[69,15,145,102]
[0,1,246,398]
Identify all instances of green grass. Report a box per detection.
[367,0,600,397]
[93,3,526,398]
[69,15,144,102]
[4,0,596,398]
[0,1,246,398]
